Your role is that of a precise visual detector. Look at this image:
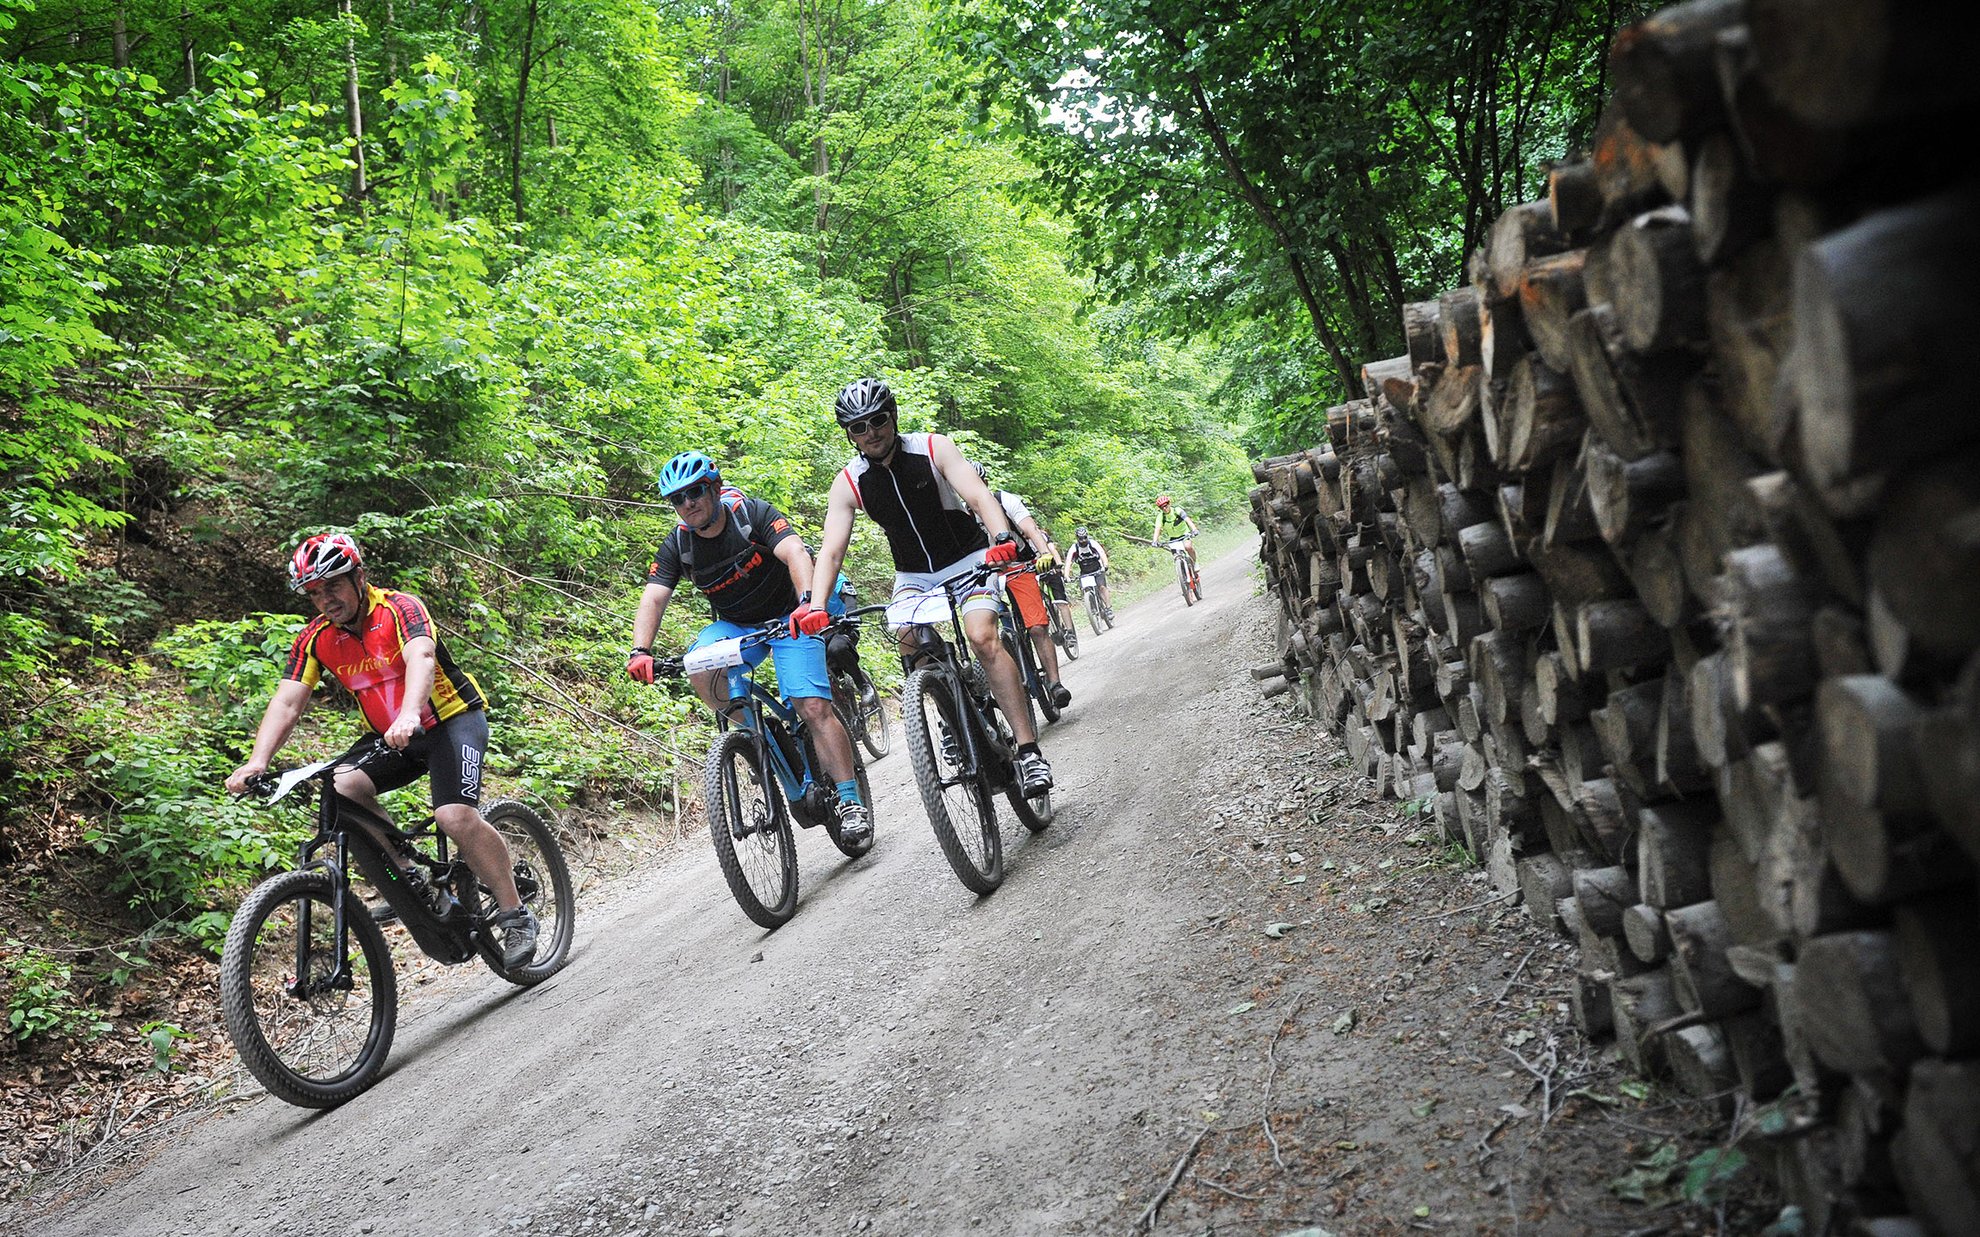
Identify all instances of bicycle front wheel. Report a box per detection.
[1180,560,1195,606]
[901,667,1004,894]
[469,801,576,984]
[1085,591,1104,636]
[219,869,397,1109]
[1056,609,1080,661]
[704,729,799,928]
[1008,627,1059,724]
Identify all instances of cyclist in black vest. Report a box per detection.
[797,379,1053,795]
[626,450,870,843]
[1070,527,1113,619]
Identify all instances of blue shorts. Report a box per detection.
[689,587,844,703]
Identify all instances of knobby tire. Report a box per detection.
[468,800,576,984]
[900,667,1004,894]
[219,869,397,1109]
[704,729,799,928]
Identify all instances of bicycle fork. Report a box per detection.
[291,834,358,997]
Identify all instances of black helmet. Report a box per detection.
[834,378,896,427]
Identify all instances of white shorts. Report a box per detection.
[888,550,1002,628]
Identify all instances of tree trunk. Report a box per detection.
[342,0,368,202]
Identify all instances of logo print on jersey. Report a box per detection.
[461,744,483,801]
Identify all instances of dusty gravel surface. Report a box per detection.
[9,547,1751,1237]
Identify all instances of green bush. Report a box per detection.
[3,941,109,1043]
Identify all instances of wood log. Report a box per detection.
[1710,831,1778,948]
[1916,704,1980,872]
[1565,304,1689,460]
[1720,740,1796,866]
[1573,865,1636,937]
[1404,299,1446,370]
[1623,903,1671,963]
[1547,162,1602,236]
[1690,130,1770,267]
[1575,599,1667,674]
[1528,539,1631,607]
[1610,205,1710,353]
[1666,900,1762,1017]
[1533,650,1590,727]
[1666,1023,1738,1106]
[1591,679,1663,797]
[1487,200,1566,301]
[1517,854,1575,933]
[1574,776,1634,865]
[1895,890,1980,1058]
[1706,241,1794,461]
[1748,0,1980,128]
[1637,801,1717,908]
[1610,969,1681,1075]
[1812,606,1874,679]
[1866,453,1980,675]
[1792,930,1927,1080]
[1496,356,1576,476]
[1590,108,1671,226]
[1541,455,1600,547]
[1437,287,1484,370]
[1721,544,1822,710]
[1586,443,1684,546]
[1894,1060,1980,1237]
[1626,520,1693,627]
[1481,572,1549,634]
[1571,970,1615,1040]
[1653,667,1711,795]
[1478,299,1526,386]
[1748,469,1870,609]
[1818,675,1928,816]
[1456,519,1524,580]
[1792,189,1980,493]
[1607,0,1742,142]
[1725,1009,1793,1101]
[1515,249,1588,372]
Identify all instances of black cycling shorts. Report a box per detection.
[342,709,489,810]
[1040,571,1068,603]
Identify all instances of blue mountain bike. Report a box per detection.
[660,620,875,929]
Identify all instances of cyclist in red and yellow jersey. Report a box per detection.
[225,533,538,968]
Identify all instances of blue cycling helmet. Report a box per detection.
[657,450,720,499]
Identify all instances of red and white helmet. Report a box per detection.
[1156,494,1172,509]
[288,532,364,593]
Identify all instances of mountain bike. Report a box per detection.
[825,601,891,761]
[997,567,1062,725]
[659,620,876,929]
[890,562,1055,895]
[1079,569,1115,635]
[221,744,574,1108]
[1129,534,1203,605]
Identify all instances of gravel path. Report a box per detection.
[11,548,1741,1237]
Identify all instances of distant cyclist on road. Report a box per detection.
[1151,494,1200,569]
[1035,543,1075,634]
[1070,527,1113,620]
[225,533,539,968]
[801,378,1054,796]
[972,462,1071,710]
[625,451,871,844]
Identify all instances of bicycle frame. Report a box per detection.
[252,746,480,996]
[888,564,1016,792]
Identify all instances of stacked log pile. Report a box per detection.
[1250,2,1980,1230]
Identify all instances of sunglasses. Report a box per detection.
[844,411,893,437]
[666,481,714,507]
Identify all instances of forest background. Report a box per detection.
[0,0,1635,1102]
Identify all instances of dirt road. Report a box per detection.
[15,547,1740,1236]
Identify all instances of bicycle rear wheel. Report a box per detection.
[219,869,397,1109]
[704,729,799,928]
[900,667,1004,894]
[468,801,576,984]
[1085,590,1104,636]
[834,668,891,760]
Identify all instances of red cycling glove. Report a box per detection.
[984,537,1021,565]
[789,605,831,638]
[626,651,656,684]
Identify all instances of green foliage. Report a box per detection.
[3,941,109,1042]
[139,1020,192,1075]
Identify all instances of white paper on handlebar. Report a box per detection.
[268,755,341,803]
[682,637,748,674]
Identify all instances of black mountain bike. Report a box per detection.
[890,562,1055,895]
[825,601,891,761]
[221,743,574,1108]
[660,619,875,929]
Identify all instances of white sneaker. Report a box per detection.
[1015,751,1054,795]
[835,799,872,845]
